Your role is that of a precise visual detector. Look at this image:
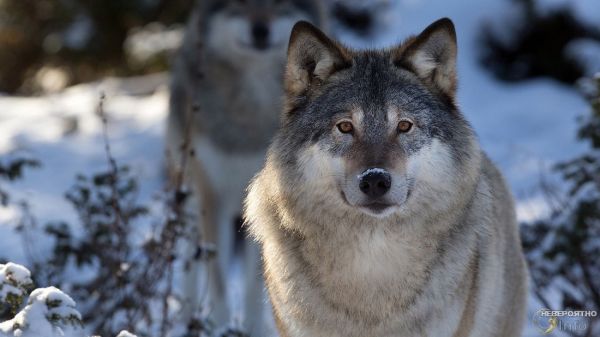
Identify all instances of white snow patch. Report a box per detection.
[516,197,553,223]
[125,23,183,65]
[357,168,388,180]
[115,331,138,337]
[0,263,31,285]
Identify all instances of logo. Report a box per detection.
[533,308,597,335]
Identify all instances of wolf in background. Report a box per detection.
[167,0,324,334]
[244,19,528,337]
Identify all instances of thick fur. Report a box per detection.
[167,1,325,335]
[244,19,528,337]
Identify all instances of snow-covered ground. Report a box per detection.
[1,0,598,336]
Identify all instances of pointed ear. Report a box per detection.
[395,18,457,98]
[285,21,351,96]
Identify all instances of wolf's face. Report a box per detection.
[203,0,322,59]
[275,19,480,218]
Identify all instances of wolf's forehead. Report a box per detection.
[343,57,437,115]
[343,79,430,116]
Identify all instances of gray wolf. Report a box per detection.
[244,19,528,337]
[166,0,324,335]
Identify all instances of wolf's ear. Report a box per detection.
[394,18,457,98]
[285,21,351,96]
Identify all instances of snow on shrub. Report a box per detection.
[0,286,83,337]
[0,263,136,337]
[0,263,33,314]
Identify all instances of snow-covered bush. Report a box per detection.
[1,262,137,337]
[521,74,600,334]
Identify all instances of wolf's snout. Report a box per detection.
[251,22,270,49]
[358,169,391,199]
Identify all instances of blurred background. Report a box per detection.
[0,0,599,336]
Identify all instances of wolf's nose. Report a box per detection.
[359,169,391,199]
[252,22,270,49]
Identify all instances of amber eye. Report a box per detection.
[336,121,354,134]
[398,120,413,133]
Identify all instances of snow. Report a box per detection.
[357,168,388,180]
[115,331,137,337]
[0,286,83,337]
[0,263,32,287]
[0,263,33,303]
[0,0,597,336]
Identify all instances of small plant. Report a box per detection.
[43,164,149,333]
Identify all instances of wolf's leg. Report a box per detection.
[175,154,228,331]
[188,159,231,328]
[179,190,203,325]
[242,238,267,337]
[210,202,238,328]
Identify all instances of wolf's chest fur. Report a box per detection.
[301,224,434,311]
[261,212,477,337]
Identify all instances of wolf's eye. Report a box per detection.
[336,121,354,134]
[397,120,413,133]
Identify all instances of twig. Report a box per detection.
[96,93,127,246]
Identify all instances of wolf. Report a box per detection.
[244,19,528,337]
[166,0,324,334]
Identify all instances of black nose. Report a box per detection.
[251,22,270,49]
[359,169,391,199]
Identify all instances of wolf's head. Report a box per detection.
[270,19,482,219]
[200,0,324,60]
